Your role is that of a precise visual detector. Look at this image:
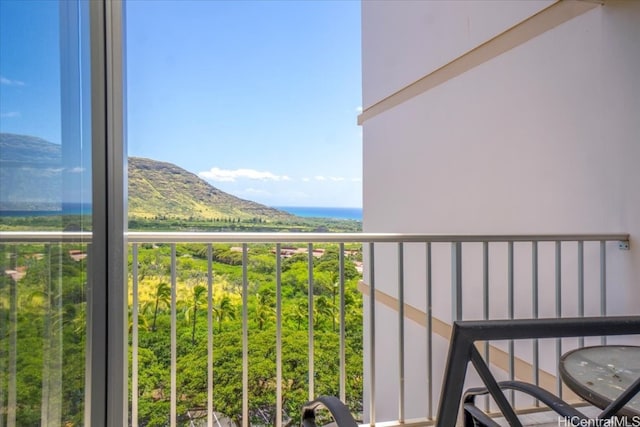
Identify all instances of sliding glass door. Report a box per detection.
[0,1,126,425]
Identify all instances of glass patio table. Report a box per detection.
[559,345,640,418]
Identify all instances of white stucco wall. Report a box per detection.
[361,0,553,107]
[361,0,640,422]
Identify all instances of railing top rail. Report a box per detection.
[0,231,91,243]
[0,231,630,244]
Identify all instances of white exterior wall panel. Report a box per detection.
[362,0,640,423]
[362,0,553,106]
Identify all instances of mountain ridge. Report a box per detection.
[0,132,293,221]
[127,156,292,221]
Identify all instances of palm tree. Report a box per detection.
[314,295,335,330]
[213,294,236,332]
[146,282,171,331]
[290,298,308,331]
[184,285,207,345]
[252,292,274,331]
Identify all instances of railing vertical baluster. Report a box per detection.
[41,243,53,422]
[242,244,249,427]
[483,241,490,412]
[578,241,584,348]
[308,243,314,401]
[170,244,177,427]
[532,241,539,406]
[508,241,515,405]
[426,242,433,419]
[600,241,607,345]
[398,242,405,423]
[451,242,462,321]
[47,241,64,426]
[555,241,562,397]
[339,243,346,403]
[53,242,64,425]
[132,244,139,427]
[0,244,5,427]
[369,242,376,426]
[276,243,283,427]
[207,244,213,427]
[8,245,17,427]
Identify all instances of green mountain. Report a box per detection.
[0,133,63,210]
[0,133,292,221]
[0,133,61,164]
[127,156,291,221]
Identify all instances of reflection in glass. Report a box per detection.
[0,1,91,425]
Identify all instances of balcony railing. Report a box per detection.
[0,231,631,427]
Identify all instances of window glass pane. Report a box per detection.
[125,2,362,425]
[0,1,91,424]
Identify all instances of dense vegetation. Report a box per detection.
[131,242,362,426]
[0,243,87,426]
[0,211,362,234]
[0,239,363,426]
[128,215,362,233]
[0,215,91,232]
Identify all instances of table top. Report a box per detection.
[559,345,640,417]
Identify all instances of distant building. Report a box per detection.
[270,246,325,258]
[69,250,88,261]
[4,266,26,281]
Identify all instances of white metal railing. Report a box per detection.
[0,231,631,426]
[0,230,630,244]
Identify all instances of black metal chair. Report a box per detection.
[437,316,640,427]
[301,317,640,426]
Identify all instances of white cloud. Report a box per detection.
[199,167,291,182]
[312,175,347,182]
[0,76,25,86]
[0,111,20,118]
[302,177,311,182]
[67,167,86,173]
[351,178,362,183]
[355,106,363,113]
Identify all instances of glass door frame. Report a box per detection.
[88,1,127,425]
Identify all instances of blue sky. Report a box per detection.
[0,0,362,208]
[126,0,362,208]
[0,1,61,142]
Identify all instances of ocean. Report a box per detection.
[275,206,362,221]
[0,204,363,221]
[0,203,91,217]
